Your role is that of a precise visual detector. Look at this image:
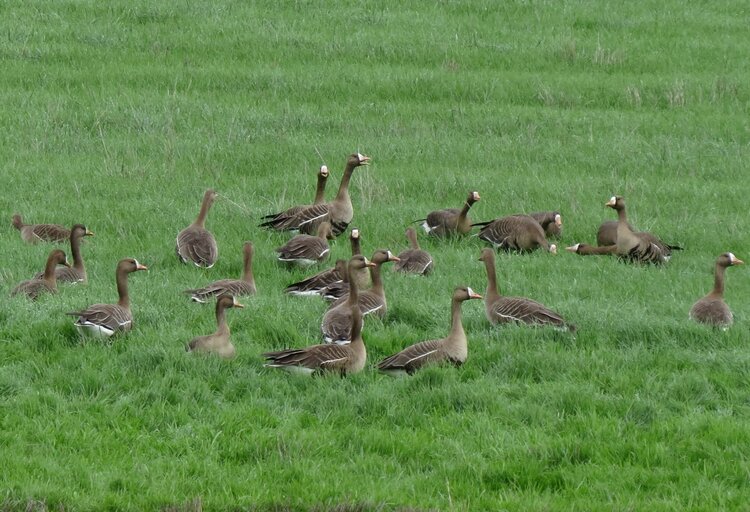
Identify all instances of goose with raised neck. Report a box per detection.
[259,165,329,230]
[419,191,480,237]
[329,249,400,313]
[184,242,257,302]
[34,224,94,283]
[394,227,433,275]
[176,189,219,268]
[12,214,70,244]
[275,222,333,267]
[320,256,376,343]
[187,294,244,358]
[605,195,680,264]
[11,249,70,300]
[689,252,743,328]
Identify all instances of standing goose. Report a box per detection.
[183,242,256,302]
[479,248,574,331]
[11,249,70,300]
[263,260,368,376]
[275,222,333,267]
[605,196,677,264]
[259,165,329,230]
[377,286,482,376]
[66,258,148,338]
[475,215,557,254]
[176,189,219,268]
[689,252,743,328]
[12,214,70,244]
[320,256,375,344]
[565,243,617,256]
[34,224,94,283]
[529,211,563,239]
[394,228,433,275]
[418,191,480,237]
[186,294,244,358]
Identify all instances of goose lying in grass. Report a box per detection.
[184,242,256,302]
[186,294,244,358]
[12,249,69,300]
[12,214,70,244]
[34,224,94,283]
[176,189,219,268]
[418,191,480,237]
[394,227,433,275]
[260,165,329,230]
[689,252,743,329]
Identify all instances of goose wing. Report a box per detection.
[490,296,569,328]
[378,339,447,374]
[67,303,132,333]
[176,227,218,267]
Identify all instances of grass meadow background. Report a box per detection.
[1,0,750,510]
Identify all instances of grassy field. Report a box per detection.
[1,0,750,509]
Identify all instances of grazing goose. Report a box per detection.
[184,242,256,302]
[66,258,148,338]
[394,227,433,275]
[479,248,574,331]
[275,222,333,267]
[689,252,743,328]
[377,286,482,376]
[320,256,375,344]
[259,165,329,230]
[328,249,400,312]
[605,196,678,264]
[186,294,244,358]
[264,261,368,376]
[11,249,70,300]
[418,191,480,237]
[565,243,617,256]
[529,211,563,239]
[475,215,557,254]
[34,224,94,283]
[12,214,70,244]
[176,189,219,268]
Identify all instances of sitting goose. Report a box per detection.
[319,259,350,301]
[12,214,70,244]
[689,252,744,328]
[186,294,244,358]
[11,249,70,300]
[565,243,617,256]
[66,258,148,338]
[176,189,219,268]
[275,222,333,267]
[479,248,574,331]
[259,165,329,230]
[34,224,94,283]
[394,227,433,275]
[328,249,400,312]
[418,191,480,237]
[377,286,482,376]
[184,242,256,302]
[475,215,557,254]
[605,196,678,264]
[320,256,375,344]
[529,211,563,239]
[264,262,367,376]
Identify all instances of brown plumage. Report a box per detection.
[11,249,70,300]
[264,259,368,376]
[328,249,400,313]
[67,258,148,338]
[176,189,219,268]
[689,252,743,328]
[320,256,376,344]
[479,248,575,331]
[378,286,482,376]
[419,191,480,237]
[184,242,256,302]
[318,259,350,301]
[605,196,679,265]
[259,165,329,230]
[12,214,70,244]
[34,224,94,283]
[394,228,433,275]
[565,243,617,256]
[347,228,371,289]
[186,294,244,358]
[475,215,557,254]
[529,211,563,239]
[275,222,333,267]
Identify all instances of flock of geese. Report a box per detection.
[9,152,744,376]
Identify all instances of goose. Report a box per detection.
[565,243,617,256]
[176,189,219,268]
[479,248,575,331]
[596,220,626,246]
[605,196,679,264]
[394,227,433,275]
[347,228,371,289]
[186,294,244,358]
[34,224,94,283]
[318,259,350,301]
[259,165,329,230]
[475,215,557,254]
[263,260,368,376]
[528,211,563,239]
[418,191,480,237]
[320,256,375,344]
[12,214,70,244]
[275,222,333,267]
[328,249,400,312]
[183,242,256,302]
[66,258,148,338]
[689,252,743,328]
[377,286,482,376]
[11,249,70,300]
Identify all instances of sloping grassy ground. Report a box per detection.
[1,0,749,510]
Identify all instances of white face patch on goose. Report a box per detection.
[133,259,141,268]
[351,229,359,238]
[467,287,475,296]
[320,165,328,175]
[555,214,562,226]
[472,192,480,201]
[609,196,617,204]
[357,153,365,161]
[387,251,394,260]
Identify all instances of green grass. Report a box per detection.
[1,0,750,509]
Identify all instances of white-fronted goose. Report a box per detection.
[34,224,94,283]
[479,248,575,331]
[66,258,148,338]
[319,259,350,301]
[264,261,368,376]
[184,242,256,302]
[475,215,557,254]
[259,165,329,230]
[12,214,70,244]
[378,286,482,376]
[419,191,480,237]
[328,249,400,313]
[529,211,563,239]
[348,228,371,289]
[176,189,219,268]
[275,222,333,267]
[565,243,617,256]
[689,252,743,328]
[186,294,244,358]
[11,249,70,300]
[605,196,679,264]
[320,256,375,343]
[394,227,433,275]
